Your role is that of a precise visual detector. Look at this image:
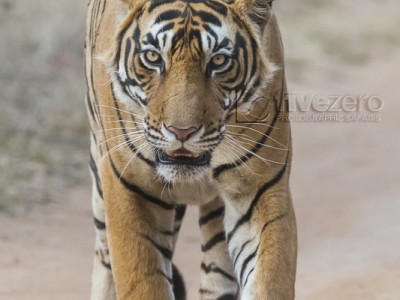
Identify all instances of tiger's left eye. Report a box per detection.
[143,51,162,65]
[211,54,228,67]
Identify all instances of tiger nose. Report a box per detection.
[167,126,200,142]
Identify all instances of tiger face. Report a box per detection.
[109,0,275,182]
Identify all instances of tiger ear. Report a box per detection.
[232,0,273,32]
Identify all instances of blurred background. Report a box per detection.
[0,0,399,299]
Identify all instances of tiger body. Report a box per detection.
[85,0,297,299]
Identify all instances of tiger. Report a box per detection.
[85,0,297,299]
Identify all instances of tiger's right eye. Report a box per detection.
[211,54,228,67]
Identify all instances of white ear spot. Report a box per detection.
[264,61,279,84]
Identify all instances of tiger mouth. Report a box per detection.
[156,148,211,166]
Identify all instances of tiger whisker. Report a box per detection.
[225,132,288,151]
[102,120,144,125]
[217,142,261,176]
[97,115,144,123]
[109,140,148,162]
[101,141,130,161]
[217,145,241,169]
[119,142,152,180]
[96,133,145,150]
[225,136,287,166]
[102,139,141,160]
[225,124,287,148]
[225,138,270,167]
[93,128,145,134]
[232,118,280,130]
[101,136,145,160]
[217,141,250,170]
[96,70,124,87]
[160,182,168,200]
[95,105,145,119]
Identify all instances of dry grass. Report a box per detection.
[0,0,88,213]
[0,0,399,214]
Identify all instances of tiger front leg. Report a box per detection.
[89,151,116,300]
[102,160,176,300]
[223,189,297,300]
[90,205,116,300]
[199,198,239,300]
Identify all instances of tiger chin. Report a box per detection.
[85,0,297,299]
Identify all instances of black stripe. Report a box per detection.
[156,10,182,23]
[213,68,286,179]
[241,75,262,104]
[243,267,255,287]
[221,63,241,84]
[171,28,185,55]
[94,217,106,230]
[204,0,228,16]
[217,294,237,300]
[110,89,156,168]
[172,264,186,300]
[226,159,288,243]
[124,37,132,80]
[89,153,103,198]
[199,289,213,294]
[90,131,97,149]
[194,10,222,27]
[249,36,258,79]
[101,260,112,269]
[223,118,278,173]
[157,22,175,38]
[114,18,131,65]
[157,269,173,284]
[161,222,183,236]
[161,207,186,236]
[85,93,96,124]
[201,231,225,252]
[149,0,176,13]
[161,230,174,236]
[175,205,187,221]
[199,206,224,226]
[144,236,173,260]
[233,238,253,267]
[201,262,236,281]
[261,213,288,233]
[202,24,219,43]
[87,0,108,150]
[213,115,278,178]
[109,158,174,210]
[239,246,258,285]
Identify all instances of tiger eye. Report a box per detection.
[145,51,161,63]
[211,54,227,67]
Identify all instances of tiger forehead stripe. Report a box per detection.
[113,0,267,113]
[149,0,229,16]
[149,6,223,28]
[138,2,236,58]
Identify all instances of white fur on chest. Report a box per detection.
[169,180,220,205]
